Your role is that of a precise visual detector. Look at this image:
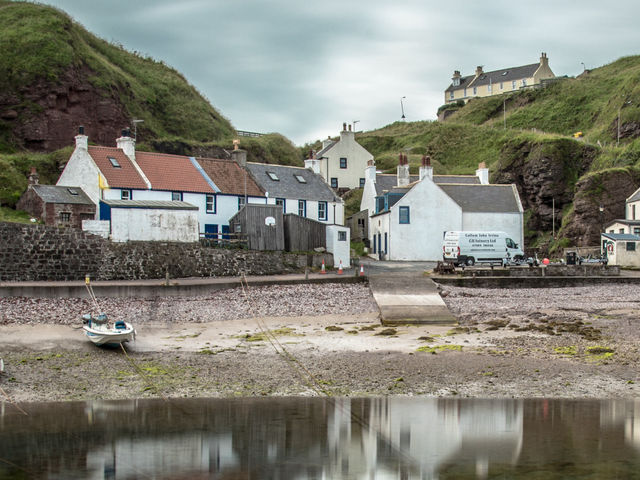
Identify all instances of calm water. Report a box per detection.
[2,397,640,479]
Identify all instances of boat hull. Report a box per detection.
[83,324,136,346]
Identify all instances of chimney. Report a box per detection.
[476,161,489,185]
[397,153,410,187]
[231,147,247,167]
[419,155,433,181]
[322,135,332,149]
[116,128,136,161]
[365,159,377,184]
[304,150,321,174]
[452,70,461,86]
[340,122,355,142]
[475,65,484,77]
[75,125,88,151]
[28,166,39,186]
[540,52,549,68]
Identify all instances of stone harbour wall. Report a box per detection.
[0,222,332,281]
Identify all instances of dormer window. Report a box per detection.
[452,78,460,87]
[266,171,279,181]
[108,156,121,168]
[294,174,306,183]
[502,71,509,76]
[67,188,78,195]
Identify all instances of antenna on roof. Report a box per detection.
[132,119,144,142]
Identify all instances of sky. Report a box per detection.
[38,0,640,146]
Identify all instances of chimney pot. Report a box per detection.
[28,166,39,186]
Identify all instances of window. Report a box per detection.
[276,198,285,211]
[294,174,306,183]
[338,231,347,241]
[449,91,454,100]
[108,156,121,168]
[522,79,527,87]
[60,212,71,223]
[339,157,347,169]
[206,194,216,213]
[473,86,477,95]
[359,178,365,188]
[120,190,131,200]
[620,228,625,234]
[500,82,503,90]
[634,227,640,235]
[237,196,245,210]
[633,205,636,219]
[171,192,182,201]
[627,242,636,251]
[298,200,306,217]
[266,171,279,181]
[331,178,338,188]
[512,80,517,89]
[399,206,410,224]
[318,201,327,221]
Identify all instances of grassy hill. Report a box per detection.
[351,57,640,251]
[0,1,301,213]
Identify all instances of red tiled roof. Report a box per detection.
[196,158,265,196]
[88,146,148,189]
[135,152,215,194]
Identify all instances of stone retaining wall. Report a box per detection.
[0,222,333,281]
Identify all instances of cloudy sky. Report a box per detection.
[40,0,640,145]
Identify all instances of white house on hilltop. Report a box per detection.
[306,123,373,191]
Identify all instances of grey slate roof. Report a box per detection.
[31,185,94,205]
[100,200,198,210]
[315,141,337,157]
[374,173,479,195]
[246,163,339,202]
[439,184,520,213]
[605,219,640,227]
[627,189,640,202]
[602,233,640,241]
[445,63,539,92]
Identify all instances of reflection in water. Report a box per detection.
[1,397,640,479]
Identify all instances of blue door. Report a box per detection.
[204,224,218,239]
[222,225,230,240]
[377,233,382,259]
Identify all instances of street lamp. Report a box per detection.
[400,96,406,120]
[132,119,144,142]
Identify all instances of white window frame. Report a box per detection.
[206,194,216,213]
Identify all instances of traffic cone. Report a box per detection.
[359,264,365,276]
[320,259,326,274]
[337,260,343,275]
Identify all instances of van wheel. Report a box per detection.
[466,257,475,266]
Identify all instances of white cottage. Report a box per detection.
[365,155,523,261]
[307,123,374,190]
[57,129,267,239]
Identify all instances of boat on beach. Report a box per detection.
[82,313,136,346]
[82,276,136,347]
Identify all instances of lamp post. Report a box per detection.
[132,119,144,142]
[400,96,406,120]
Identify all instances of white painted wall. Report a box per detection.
[319,129,373,190]
[326,225,351,268]
[380,178,463,261]
[110,207,199,242]
[264,197,344,225]
[56,136,101,216]
[604,239,640,267]
[82,220,110,238]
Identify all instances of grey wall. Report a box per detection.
[0,222,332,281]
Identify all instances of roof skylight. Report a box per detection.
[108,156,121,168]
[294,175,306,183]
[266,171,279,181]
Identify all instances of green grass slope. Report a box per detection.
[0,1,235,147]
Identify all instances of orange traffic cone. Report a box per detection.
[359,264,365,276]
[320,259,326,274]
[337,260,343,275]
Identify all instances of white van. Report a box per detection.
[443,231,524,266]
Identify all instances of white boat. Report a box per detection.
[82,313,136,347]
